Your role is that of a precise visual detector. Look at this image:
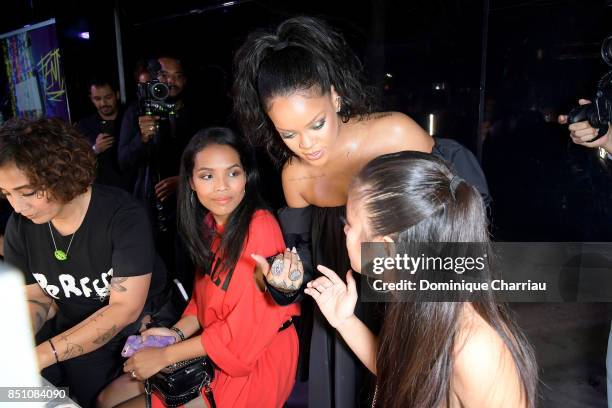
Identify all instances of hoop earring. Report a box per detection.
[189,191,196,207]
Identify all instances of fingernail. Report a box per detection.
[292,247,297,253]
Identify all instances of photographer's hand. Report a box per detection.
[155,176,179,202]
[559,99,612,152]
[138,115,160,144]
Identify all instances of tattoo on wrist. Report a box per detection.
[272,280,299,293]
[62,343,84,359]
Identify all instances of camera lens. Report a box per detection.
[602,35,612,67]
[150,82,170,100]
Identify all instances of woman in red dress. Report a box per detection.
[117,127,301,407]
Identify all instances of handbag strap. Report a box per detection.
[145,379,152,408]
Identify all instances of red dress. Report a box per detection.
[155,210,300,407]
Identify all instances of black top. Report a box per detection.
[76,109,133,192]
[432,137,492,208]
[118,102,204,200]
[4,184,166,332]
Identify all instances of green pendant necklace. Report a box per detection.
[48,222,75,261]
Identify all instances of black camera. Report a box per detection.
[137,79,177,117]
[136,59,178,117]
[568,36,612,141]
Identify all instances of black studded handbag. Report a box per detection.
[145,357,216,408]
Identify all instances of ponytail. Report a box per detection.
[233,16,375,165]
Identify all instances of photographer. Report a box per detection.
[118,56,204,292]
[560,102,612,408]
[560,99,612,152]
[560,36,612,153]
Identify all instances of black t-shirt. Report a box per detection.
[4,184,167,332]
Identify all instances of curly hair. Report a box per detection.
[232,16,376,166]
[0,117,96,203]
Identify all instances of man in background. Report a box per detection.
[76,78,132,191]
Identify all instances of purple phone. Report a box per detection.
[121,334,176,358]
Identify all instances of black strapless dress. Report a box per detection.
[272,206,375,408]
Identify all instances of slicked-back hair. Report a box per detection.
[233,16,375,166]
[351,151,538,408]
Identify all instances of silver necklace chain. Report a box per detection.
[48,222,76,258]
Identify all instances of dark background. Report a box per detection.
[1,1,612,407]
[1,0,611,237]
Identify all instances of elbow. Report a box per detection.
[116,302,146,328]
[126,305,145,325]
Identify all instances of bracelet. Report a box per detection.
[170,326,185,342]
[48,339,59,363]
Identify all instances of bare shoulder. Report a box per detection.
[363,111,434,155]
[452,311,526,407]
[281,159,309,208]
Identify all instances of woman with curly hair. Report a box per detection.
[0,118,167,407]
[234,16,434,407]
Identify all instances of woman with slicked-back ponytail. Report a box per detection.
[234,16,434,408]
[305,151,538,408]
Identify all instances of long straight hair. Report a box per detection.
[177,127,265,275]
[351,151,538,408]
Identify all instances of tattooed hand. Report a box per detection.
[251,247,304,293]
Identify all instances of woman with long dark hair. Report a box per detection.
[234,16,435,407]
[305,151,538,407]
[114,127,300,407]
